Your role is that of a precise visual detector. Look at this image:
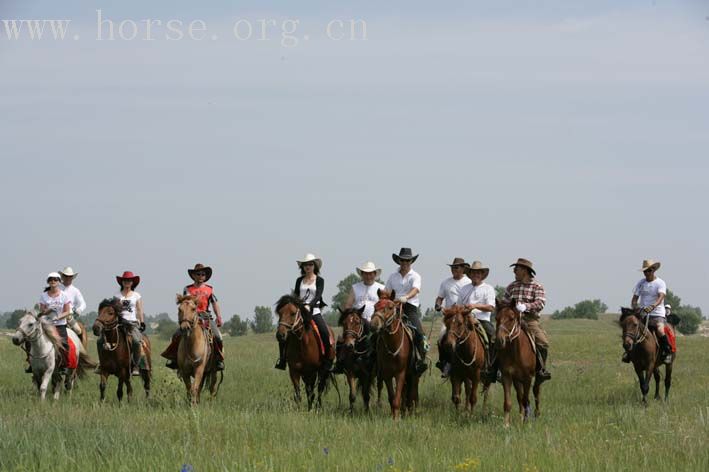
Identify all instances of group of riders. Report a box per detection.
[25,252,676,384]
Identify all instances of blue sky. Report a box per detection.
[1,1,708,318]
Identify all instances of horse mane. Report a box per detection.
[275,294,313,327]
[98,297,122,315]
[39,320,66,354]
[619,307,642,324]
[176,294,198,304]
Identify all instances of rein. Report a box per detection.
[623,313,651,349]
[278,308,304,340]
[372,303,406,357]
[342,315,368,356]
[19,319,55,361]
[96,316,122,352]
[449,316,478,367]
[498,312,521,344]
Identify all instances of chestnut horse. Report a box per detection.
[337,306,382,413]
[276,294,336,410]
[176,294,222,405]
[442,306,490,412]
[371,289,418,419]
[93,298,152,402]
[495,299,541,427]
[619,307,674,404]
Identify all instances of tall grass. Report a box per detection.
[1,316,708,471]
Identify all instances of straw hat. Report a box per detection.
[510,258,536,276]
[356,261,382,278]
[59,267,78,278]
[116,271,140,288]
[188,263,212,282]
[297,253,322,270]
[392,248,419,264]
[466,261,490,280]
[446,257,470,268]
[640,260,661,272]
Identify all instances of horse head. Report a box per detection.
[371,289,398,332]
[619,307,645,352]
[11,311,38,346]
[495,298,521,348]
[94,298,122,336]
[275,294,308,342]
[338,305,366,350]
[442,306,474,351]
[177,294,199,334]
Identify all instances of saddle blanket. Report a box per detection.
[310,320,334,355]
[66,337,78,369]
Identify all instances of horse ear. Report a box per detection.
[357,305,365,315]
[175,294,182,304]
[619,308,632,323]
[337,306,344,315]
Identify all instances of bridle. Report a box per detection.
[17,315,56,361]
[95,309,121,352]
[342,313,368,356]
[448,313,478,367]
[622,311,650,350]
[371,301,406,356]
[278,305,304,340]
[497,309,521,345]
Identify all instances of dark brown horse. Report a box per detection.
[619,307,674,404]
[337,306,382,413]
[176,295,222,405]
[93,298,151,402]
[495,299,541,427]
[371,289,418,419]
[276,294,336,410]
[442,306,490,412]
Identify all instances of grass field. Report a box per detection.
[1,315,708,471]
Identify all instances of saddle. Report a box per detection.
[310,320,335,356]
[519,320,537,354]
[472,322,489,351]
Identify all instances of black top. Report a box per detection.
[294,276,327,311]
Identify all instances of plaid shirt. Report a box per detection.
[504,279,546,319]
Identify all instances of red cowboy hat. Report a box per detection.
[116,271,140,288]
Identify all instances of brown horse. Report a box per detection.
[442,306,490,412]
[619,307,674,404]
[337,306,382,413]
[275,294,336,410]
[176,294,222,405]
[93,298,152,402]
[371,289,418,419]
[495,299,541,427]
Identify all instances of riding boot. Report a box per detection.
[414,332,428,375]
[214,338,225,371]
[162,333,181,369]
[24,341,32,373]
[274,340,287,370]
[658,335,673,364]
[536,346,551,382]
[621,351,631,363]
[319,327,334,373]
[131,346,141,376]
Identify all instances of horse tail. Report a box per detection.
[76,350,97,378]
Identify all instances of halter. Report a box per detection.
[448,314,478,367]
[371,302,406,356]
[622,312,650,349]
[342,313,368,356]
[278,307,304,340]
[95,313,121,352]
[497,310,521,344]
[17,316,56,361]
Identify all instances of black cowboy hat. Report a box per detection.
[188,263,212,282]
[446,257,470,268]
[392,247,419,264]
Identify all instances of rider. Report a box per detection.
[624,260,672,364]
[385,247,428,375]
[275,254,332,371]
[451,261,496,378]
[59,267,86,337]
[492,258,551,383]
[334,261,385,373]
[114,271,145,376]
[162,264,225,371]
[434,257,471,377]
[32,272,72,374]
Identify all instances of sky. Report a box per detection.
[1,1,708,319]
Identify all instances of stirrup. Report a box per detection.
[25,365,33,374]
[274,359,287,370]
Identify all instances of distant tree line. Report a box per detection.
[552,299,608,320]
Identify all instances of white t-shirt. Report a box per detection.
[633,277,667,318]
[39,291,71,326]
[352,281,385,321]
[299,280,321,315]
[457,282,496,322]
[437,276,472,308]
[385,269,422,307]
[115,291,142,322]
[60,284,86,315]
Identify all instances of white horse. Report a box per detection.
[12,312,90,400]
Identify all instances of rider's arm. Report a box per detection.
[402,272,421,301]
[631,294,639,309]
[56,302,72,320]
[343,289,355,310]
[74,291,87,315]
[403,287,419,301]
[650,292,666,312]
[434,296,444,310]
[525,283,546,313]
[136,298,145,323]
[212,299,223,327]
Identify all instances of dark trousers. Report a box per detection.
[402,303,424,335]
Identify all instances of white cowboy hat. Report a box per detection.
[59,266,78,277]
[640,260,661,272]
[297,253,322,270]
[46,272,62,280]
[356,261,382,278]
[466,260,490,280]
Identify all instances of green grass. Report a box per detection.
[1,316,708,471]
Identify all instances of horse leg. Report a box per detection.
[469,373,479,414]
[533,380,541,418]
[126,377,133,403]
[39,371,51,401]
[192,366,206,405]
[305,375,316,411]
[99,373,107,401]
[117,377,124,403]
[635,366,649,405]
[289,370,302,405]
[392,372,405,420]
[451,376,462,410]
[653,368,661,400]
[513,379,525,422]
[141,369,151,399]
[522,379,532,421]
[664,363,672,402]
[383,376,396,419]
[347,372,357,414]
[361,374,372,413]
[182,373,193,403]
[502,375,512,427]
[377,376,384,408]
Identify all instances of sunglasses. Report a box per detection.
[643,269,655,273]
[194,272,207,277]
[302,263,315,267]
[47,278,60,282]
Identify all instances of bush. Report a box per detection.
[250,306,274,334]
[676,306,703,335]
[4,309,27,329]
[552,299,607,320]
[223,314,249,337]
[156,319,178,338]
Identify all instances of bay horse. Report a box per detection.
[495,299,541,427]
[275,294,336,410]
[371,289,418,419]
[619,307,674,404]
[12,312,94,400]
[337,306,382,413]
[176,294,222,405]
[93,298,152,402]
[442,306,490,413]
